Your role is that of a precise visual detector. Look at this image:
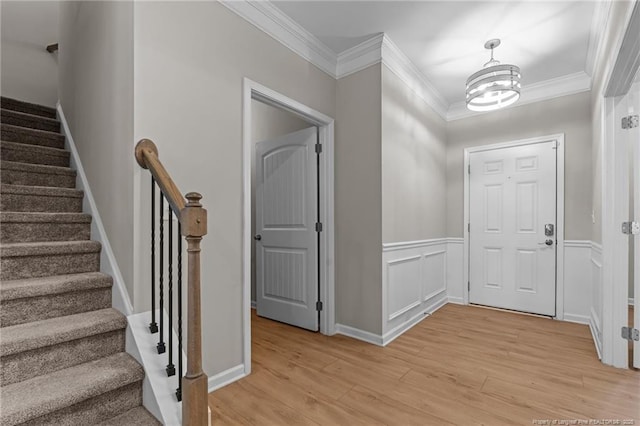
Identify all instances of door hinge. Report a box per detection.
[468,281,470,291]
[621,221,640,235]
[467,223,470,233]
[316,301,323,311]
[622,326,639,341]
[621,115,639,129]
[315,222,323,232]
[315,143,322,154]
[468,165,471,174]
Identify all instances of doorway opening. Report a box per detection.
[463,134,566,318]
[242,79,335,376]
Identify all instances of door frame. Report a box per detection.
[462,134,566,319]
[242,78,336,376]
[600,2,640,369]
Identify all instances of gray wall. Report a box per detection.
[250,101,310,303]
[133,1,336,375]
[58,1,135,299]
[335,64,383,334]
[381,65,447,243]
[446,91,593,240]
[1,1,59,106]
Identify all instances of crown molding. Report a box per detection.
[219,0,337,77]
[336,33,449,119]
[336,33,385,78]
[585,0,612,77]
[447,71,592,121]
[380,35,449,119]
[221,0,594,123]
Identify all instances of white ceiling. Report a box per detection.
[272,1,597,105]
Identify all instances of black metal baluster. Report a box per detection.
[150,179,158,333]
[166,207,175,376]
[176,221,183,401]
[157,196,166,354]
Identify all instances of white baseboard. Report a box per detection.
[563,313,591,325]
[208,364,247,392]
[56,103,133,316]
[251,300,256,310]
[382,293,447,346]
[335,324,383,346]
[630,298,635,306]
[589,308,603,360]
[127,310,185,425]
[447,296,465,305]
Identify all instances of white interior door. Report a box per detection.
[469,141,557,316]
[255,127,319,331]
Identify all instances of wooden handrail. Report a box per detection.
[135,139,209,426]
[136,139,186,214]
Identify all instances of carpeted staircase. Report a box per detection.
[0,97,160,425]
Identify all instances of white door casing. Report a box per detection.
[255,127,319,331]
[469,140,558,316]
[629,83,640,369]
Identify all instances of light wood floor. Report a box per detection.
[209,304,640,425]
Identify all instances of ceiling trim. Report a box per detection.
[447,71,592,121]
[220,0,595,123]
[219,0,337,76]
[336,33,384,78]
[586,0,613,77]
[336,33,449,118]
[380,35,449,118]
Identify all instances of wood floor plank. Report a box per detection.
[209,305,640,425]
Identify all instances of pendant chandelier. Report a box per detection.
[466,39,521,112]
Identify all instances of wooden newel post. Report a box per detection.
[180,192,209,426]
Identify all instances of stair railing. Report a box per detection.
[135,139,209,426]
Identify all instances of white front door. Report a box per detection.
[255,127,319,331]
[469,140,557,316]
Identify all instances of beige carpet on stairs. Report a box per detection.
[0,97,160,426]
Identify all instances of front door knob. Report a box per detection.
[254,234,262,241]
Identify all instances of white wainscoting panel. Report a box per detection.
[446,238,464,304]
[590,242,603,358]
[563,240,593,324]
[382,239,449,345]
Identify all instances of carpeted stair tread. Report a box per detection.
[0,212,92,243]
[0,272,111,301]
[1,109,61,133]
[0,240,101,257]
[1,123,65,149]
[1,160,77,188]
[0,211,91,224]
[1,160,75,177]
[1,97,57,119]
[0,140,70,167]
[0,183,83,198]
[0,352,144,426]
[0,308,126,357]
[98,406,161,425]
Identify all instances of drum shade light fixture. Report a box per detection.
[466,39,521,112]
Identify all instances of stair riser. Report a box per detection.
[0,193,83,213]
[19,382,142,426]
[1,98,57,119]
[0,145,70,167]
[1,168,76,188]
[1,111,60,133]
[1,288,111,327]
[1,125,65,149]
[1,251,100,280]
[1,221,91,243]
[1,330,124,386]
